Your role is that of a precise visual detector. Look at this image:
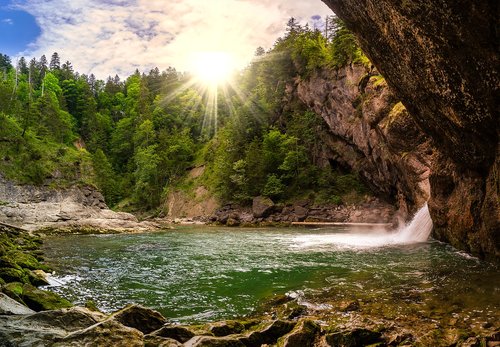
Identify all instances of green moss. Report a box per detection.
[0,267,29,283]
[388,102,406,121]
[7,250,49,271]
[0,255,22,270]
[370,75,386,88]
[22,283,72,311]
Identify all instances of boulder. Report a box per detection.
[150,325,195,343]
[252,196,274,218]
[54,319,143,347]
[21,307,105,332]
[21,283,72,311]
[210,320,245,337]
[111,304,167,334]
[277,320,320,347]
[239,320,296,347]
[0,292,35,315]
[293,205,309,221]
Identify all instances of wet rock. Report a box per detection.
[22,283,72,311]
[252,196,274,218]
[54,319,144,347]
[210,320,245,337]
[277,319,320,347]
[111,304,167,334]
[0,292,34,315]
[150,325,196,343]
[239,320,296,347]
[187,335,246,347]
[27,269,50,286]
[325,328,384,347]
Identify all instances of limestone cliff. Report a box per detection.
[320,0,499,258]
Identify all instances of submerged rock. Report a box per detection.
[111,304,167,334]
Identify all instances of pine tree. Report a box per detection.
[50,52,61,70]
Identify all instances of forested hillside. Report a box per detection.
[0,18,370,212]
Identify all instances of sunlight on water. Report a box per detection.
[292,203,433,249]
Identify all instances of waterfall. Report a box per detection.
[292,203,433,249]
[392,203,433,243]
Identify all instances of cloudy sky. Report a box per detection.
[0,0,333,78]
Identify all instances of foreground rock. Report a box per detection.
[0,299,498,347]
[0,174,159,233]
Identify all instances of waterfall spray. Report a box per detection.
[292,203,433,249]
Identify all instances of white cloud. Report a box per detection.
[2,18,14,25]
[15,0,333,79]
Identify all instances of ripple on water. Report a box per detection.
[42,227,500,324]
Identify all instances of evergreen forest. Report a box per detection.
[0,18,369,212]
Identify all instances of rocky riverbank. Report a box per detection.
[203,196,399,228]
[0,174,160,233]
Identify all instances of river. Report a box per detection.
[42,224,499,330]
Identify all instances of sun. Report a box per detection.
[189,51,236,85]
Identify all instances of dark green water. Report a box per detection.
[42,226,499,325]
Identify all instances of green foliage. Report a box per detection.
[92,149,119,205]
[0,20,372,211]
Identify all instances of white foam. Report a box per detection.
[292,203,433,249]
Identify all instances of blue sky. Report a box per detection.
[0,0,41,56]
[0,0,333,78]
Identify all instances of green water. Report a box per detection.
[42,226,499,325]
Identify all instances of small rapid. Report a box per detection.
[292,203,433,249]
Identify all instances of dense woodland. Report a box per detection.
[0,18,370,212]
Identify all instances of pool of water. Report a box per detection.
[42,226,499,325]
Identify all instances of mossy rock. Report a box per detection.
[22,283,72,311]
[0,255,22,270]
[0,267,29,283]
[2,281,25,304]
[7,251,49,271]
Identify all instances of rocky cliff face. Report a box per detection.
[292,65,432,222]
[321,0,499,259]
